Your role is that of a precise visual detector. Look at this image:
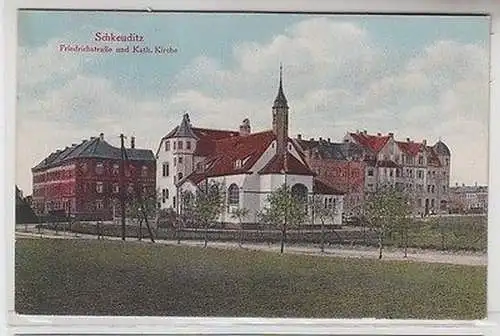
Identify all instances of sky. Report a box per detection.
[16,11,490,193]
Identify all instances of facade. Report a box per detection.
[32,133,156,220]
[156,69,345,225]
[449,184,488,214]
[294,137,366,217]
[344,131,451,216]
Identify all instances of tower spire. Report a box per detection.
[273,63,288,109]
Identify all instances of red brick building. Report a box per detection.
[294,137,366,216]
[31,133,156,220]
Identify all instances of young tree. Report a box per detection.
[259,184,308,254]
[127,188,159,243]
[364,184,411,259]
[192,180,226,248]
[310,194,341,253]
[231,207,250,248]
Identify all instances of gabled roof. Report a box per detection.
[173,113,199,139]
[349,132,390,153]
[396,141,422,156]
[258,151,315,176]
[32,136,155,172]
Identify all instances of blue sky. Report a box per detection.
[16,11,490,192]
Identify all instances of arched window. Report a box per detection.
[228,184,240,206]
[291,183,308,203]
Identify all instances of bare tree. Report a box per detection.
[259,184,307,254]
[231,207,250,248]
[364,184,411,259]
[309,194,340,253]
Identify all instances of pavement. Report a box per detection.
[15,227,487,266]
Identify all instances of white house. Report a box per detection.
[156,67,344,225]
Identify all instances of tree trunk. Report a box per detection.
[320,220,325,253]
[142,209,155,243]
[138,218,143,241]
[238,219,243,248]
[280,226,286,254]
[378,232,384,260]
[204,223,208,248]
[403,225,408,258]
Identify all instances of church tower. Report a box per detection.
[272,64,289,155]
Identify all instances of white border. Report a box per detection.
[3,0,500,335]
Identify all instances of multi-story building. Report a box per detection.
[449,183,488,214]
[294,137,366,217]
[31,133,156,220]
[156,69,345,225]
[344,130,451,216]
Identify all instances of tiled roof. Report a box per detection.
[258,151,315,176]
[426,147,442,167]
[32,136,155,172]
[396,141,422,156]
[313,178,345,195]
[182,131,276,184]
[434,140,451,156]
[173,113,199,139]
[349,132,390,153]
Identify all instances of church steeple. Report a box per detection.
[273,63,288,109]
[272,64,289,156]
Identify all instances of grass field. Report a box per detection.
[15,238,486,319]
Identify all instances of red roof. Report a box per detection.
[313,179,345,195]
[258,151,315,176]
[349,133,390,153]
[397,141,423,156]
[192,128,240,156]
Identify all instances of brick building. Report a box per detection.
[294,137,366,217]
[449,183,488,214]
[31,133,156,220]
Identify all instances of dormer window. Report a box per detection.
[234,160,242,169]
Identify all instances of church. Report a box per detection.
[155,68,344,225]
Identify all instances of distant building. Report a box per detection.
[155,68,345,225]
[344,131,451,216]
[16,185,38,224]
[31,133,156,221]
[449,183,488,214]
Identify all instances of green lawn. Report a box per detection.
[15,238,486,319]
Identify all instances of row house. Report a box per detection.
[344,130,451,216]
[31,133,156,221]
[156,68,345,226]
[294,137,366,217]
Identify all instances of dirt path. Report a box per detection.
[15,230,487,266]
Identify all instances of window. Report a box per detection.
[96,200,104,209]
[96,182,104,193]
[162,189,169,203]
[112,164,119,176]
[173,142,177,150]
[389,170,393,177]
[418,156,424,165]
[162,163,169,177]
[165,141,170,151]
[445,158,449,165]
[141,166,148,177]
[186,141,191,150]
[431,185,435,193]
[113,183,119,194]
[128,183,134,194]
[431,199,435,208]
[427,185,431,192]
[178,141,183,150]
[174,157,177,166]
[234,160,242,169]
[228,184,240,206]
[178,157,183,165]
[443,185,446,193]
[96,162,104,175]
[173,196,176,208]
[417,170,424,179]
[142,185,148,194]
[178,172,183,181]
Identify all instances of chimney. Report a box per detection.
[456,182,458,187]
[90,136,96,140]
[319,137,323,142]
[363,130,367,134]
[309,138,314,142]
[297,134,302,140]
[377,132,381,136]
[130,136,136,149]
[422,139,427,146]
[99,133,104,141]
[406,137,410,142]
[239,118,251,137]
[475,181,478,187]
[327,138,331,143]
[388,132,394,137]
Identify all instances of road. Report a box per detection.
[15,227,486,266]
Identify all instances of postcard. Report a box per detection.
[14,10,489,320]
